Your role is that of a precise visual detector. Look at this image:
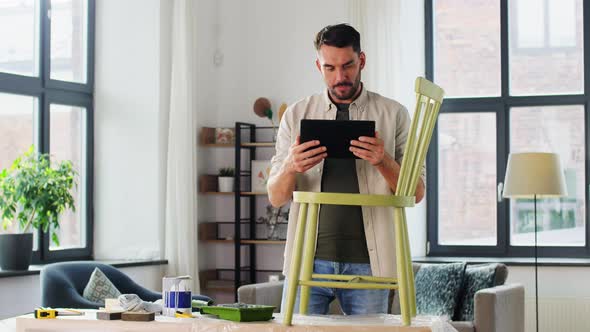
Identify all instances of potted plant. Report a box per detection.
[218,167,235,193]
[0,146,77,270]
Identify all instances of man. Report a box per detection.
[267,24,425,315]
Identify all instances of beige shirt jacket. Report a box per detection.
[269,86,424,278]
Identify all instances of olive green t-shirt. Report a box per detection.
[315,103,370,263]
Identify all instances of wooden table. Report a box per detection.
[15,310,458,332]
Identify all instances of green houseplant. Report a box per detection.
[218,167,235,193]
[0,146,77,270]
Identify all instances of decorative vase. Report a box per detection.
[0,233,33,271]
[218,177,234,193]
[266,224,280,240]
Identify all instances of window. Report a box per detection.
[49,103,88,251]
[426,0,588,257]
[0,0,40,77]
[510,0,583,95]
[0,93,38,236]
[0,0,94,262]
[50,0,88,83]
[513,0,577,49]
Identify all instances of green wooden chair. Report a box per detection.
[282,77,444,326]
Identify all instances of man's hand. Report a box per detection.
[349,131,385,166]
[284,136,327,174]
[268,136,326,207]
[350,131,425,202]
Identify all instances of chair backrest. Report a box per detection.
[41,261,134,294]
[395,77,444,197]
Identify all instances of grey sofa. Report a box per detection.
[238,263,524,332]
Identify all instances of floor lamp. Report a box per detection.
[503,152,568,332]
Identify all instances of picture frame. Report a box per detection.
[215,128,235,144]
[251,160,271,193]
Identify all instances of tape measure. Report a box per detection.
[34,309,57,319]
[34,308,83,319]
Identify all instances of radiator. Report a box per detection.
[525,297,590,332]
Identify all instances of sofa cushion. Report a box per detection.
[82,267,121,304]
[454,263,506,321]
[450,320,475,332]
[491,263,508,286]
[415,262,466,318]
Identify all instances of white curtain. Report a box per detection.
[165,0,200,292]
[349,0,400,100]
[348,0,424,106]
[348,0,427,256]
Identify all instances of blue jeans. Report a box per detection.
[280,259,389,315]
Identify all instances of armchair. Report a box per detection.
[40,261,212,309]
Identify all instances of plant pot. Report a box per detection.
[218,177,235,193]
[0,233,33,271]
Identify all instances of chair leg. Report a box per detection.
[394,208,411,326]
[400,210,416,317]
[299,203,319,315]
[283,203,309,326]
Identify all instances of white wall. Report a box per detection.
[395,0,427,257]
[0,265,164,319]
[212,0,348,127]
[507,266,590,332]
[93,0,166,260]
[195,0,222,273]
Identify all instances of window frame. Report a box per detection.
[0,0,95,263]
[425,0,590,258]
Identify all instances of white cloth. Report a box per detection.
[164,0,200,292]
[349,0,399,100]
[15,310,459,332]
[118,294,162,313]
[348,0,425,107]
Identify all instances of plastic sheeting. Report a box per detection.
[15,311,459,332]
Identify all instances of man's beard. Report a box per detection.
[330,73,362,101]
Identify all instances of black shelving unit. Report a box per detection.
[232,122,279,300]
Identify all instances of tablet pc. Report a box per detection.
[300,119,376,159]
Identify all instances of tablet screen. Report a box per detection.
[300,119,376,159]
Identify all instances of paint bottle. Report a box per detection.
[162,276,192,317]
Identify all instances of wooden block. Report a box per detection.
[121,311,155,322]
[200,127,216,144]
[199,270,218,290]
[199,174,218,192]
[198,222,218,241]
[96,311,123,320]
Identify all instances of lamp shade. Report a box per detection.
[503,152,568,198]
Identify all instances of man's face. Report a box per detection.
[316,45,365,103]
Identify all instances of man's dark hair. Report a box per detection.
[314,24,361,54]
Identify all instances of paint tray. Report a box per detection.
[200,303,275,322]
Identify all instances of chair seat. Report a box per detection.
[300,280,399,290]
[293,191,415,207]
[311,274,397,283]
